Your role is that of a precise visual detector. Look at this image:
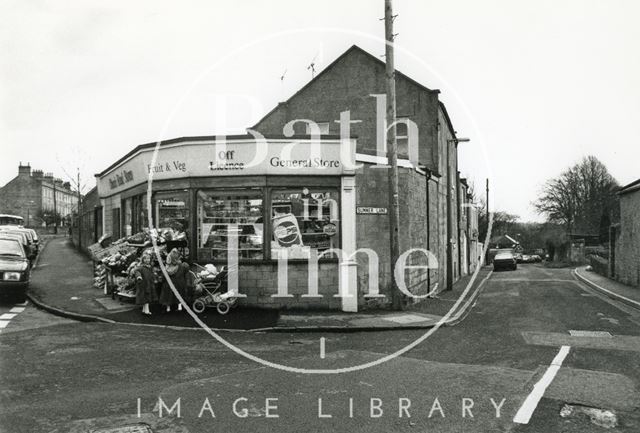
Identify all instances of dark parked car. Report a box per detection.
[0,237,30,302]
[493,249,518,271]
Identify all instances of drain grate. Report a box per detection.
[569,330,612,337]
[92,424,153,433]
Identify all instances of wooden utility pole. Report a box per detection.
[385,0,402,310]
[485,178,490,233]
[485,178,490,264]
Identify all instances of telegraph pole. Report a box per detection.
[486,178,490,234]
[485,178,490,265]
[385,0,402,310]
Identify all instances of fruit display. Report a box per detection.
[93,263,107,290]
[89,228,187,299]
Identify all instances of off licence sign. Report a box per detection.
[356,206,388,215]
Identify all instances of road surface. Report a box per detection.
[1,264,639,432]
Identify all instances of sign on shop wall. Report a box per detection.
[356,206,388,215]
[97,139,355,197]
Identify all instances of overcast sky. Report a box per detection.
[2,0,639,221]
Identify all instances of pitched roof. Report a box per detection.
[251,44,441,130]
[618,178,640,196]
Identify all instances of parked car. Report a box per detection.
[0,237,30,302]
[0,229,35,261]
[22,228,39,253]
[493,249,518,271]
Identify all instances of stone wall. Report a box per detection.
[254,45,464,297]
[253,46,440,171]
[614,190,640,288]
[237,261,340,309]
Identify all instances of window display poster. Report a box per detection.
[201,223,215,245]
[272,213,303,247]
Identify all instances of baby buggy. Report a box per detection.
[191,264,239,315]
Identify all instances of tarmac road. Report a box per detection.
[1,263,639,432]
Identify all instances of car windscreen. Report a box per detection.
[0,239,25,257]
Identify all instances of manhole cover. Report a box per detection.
[569,330,612,337]
[92,424,153,433]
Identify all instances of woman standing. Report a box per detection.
[159,248,190,312]
[133,252,157,315]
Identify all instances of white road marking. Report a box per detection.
[0,313,17,320]
[320,337,326,359]
[9,307,25,313]
[513,345,571,424]
[0,320,9,328]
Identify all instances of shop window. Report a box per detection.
[154,191,190,255]
[197,189,264,261]
[123,197,133,237]
[132,194,149,233]
[270,188,340,259]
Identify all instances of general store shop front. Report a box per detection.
[95,135,359,311]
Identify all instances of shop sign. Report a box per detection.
[322,222,338,237]
[148,160,187,174]
[98,139,354,197]
[272,213,303,247]
[158,200,186,207]
[356,206,388,215]
[108,169,134,190]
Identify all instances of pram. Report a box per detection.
[190,264,239,315]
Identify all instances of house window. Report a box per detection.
[270,188,340,259]
[197,189,264,261]
[396,117,409,157]
[305,122,330,135]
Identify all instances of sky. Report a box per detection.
[2,0,639,222]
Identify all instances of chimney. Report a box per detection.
[44,173,53,181]
[18,162,31,177]
[32,169,44,179]
[63,181,71,190]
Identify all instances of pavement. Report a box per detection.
[574,265,640,310]
[27,236,492,331]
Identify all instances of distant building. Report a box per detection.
[612,178,640,288]
[0,163,78,227]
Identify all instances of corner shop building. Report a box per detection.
[94,135,374,311]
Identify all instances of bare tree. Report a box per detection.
[534,156,618,239]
